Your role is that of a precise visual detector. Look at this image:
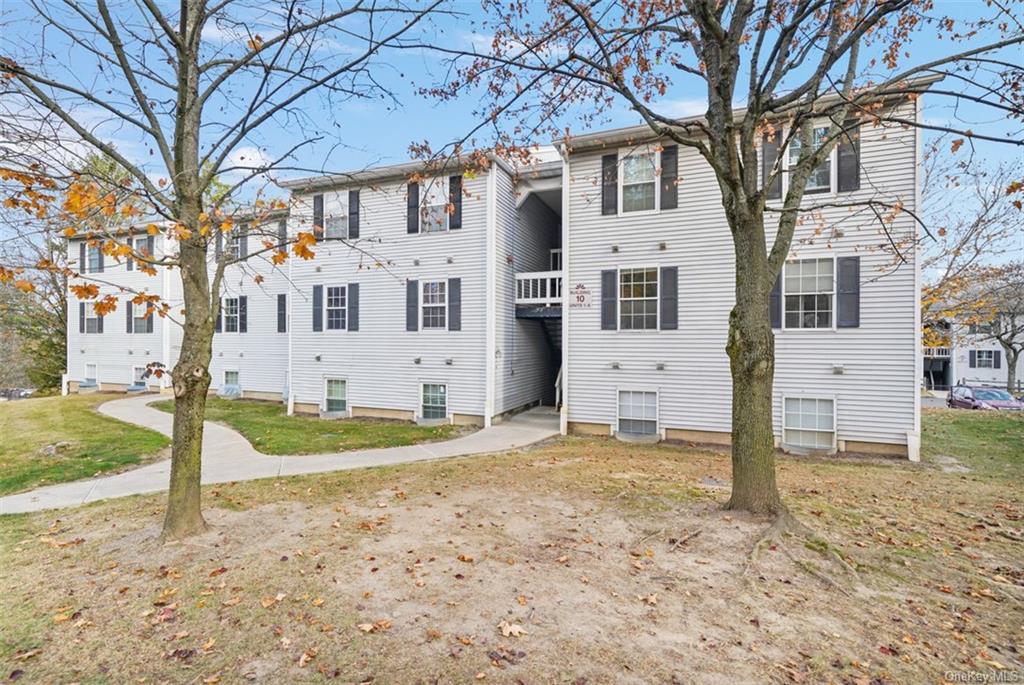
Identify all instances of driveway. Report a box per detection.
[0,395,561,514]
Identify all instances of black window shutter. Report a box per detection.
[348,190,360,239]
[448,277,461,331]
[406,280,419,331]
[126,300,134,333]
[277,293,287,333]
[127,248,134,272]
[79,301,85,333]
[769,274,782,329]
[969,350,976,368]
[763,133,782,200]
[277,219,287,247]
[313,194,324,235]
[837,256,861,328]
[146,235,154,257]
[239,224,248,258]
[601,154,618,216]
[837,120,861,193]
[407,182,419,234]
[238,295,247,333]
[97,249,104,273]
[601,269,617,330]
[79,242,86,273]
[994,350,1002,369]
[348,283,359,331]
[215,301,222,333]
[97,311,104,333]
[449,175,463,229]
[659,266,678,330]
[312,285,323,332]
[215,230,223,258]
[660,146,678,210]
[146,308,154,333]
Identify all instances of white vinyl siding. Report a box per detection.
[618,390,658,435]
[565,98,919,450]
[784,258,834,329]
[422,383,447,419]
[783,397,835,450]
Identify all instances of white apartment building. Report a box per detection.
[66,101,923,458]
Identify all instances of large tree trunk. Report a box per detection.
[724,215,783,515]
[161,241,215,539]
[1007,349,1019,395]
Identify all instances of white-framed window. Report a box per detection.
[324,378,347,413]
[618,390,658,436]
[133,305,150,333]
[619,148,659,213]
[84,363,97,383]
[783,258,834,329]
[85,305,101,334]
[225,231,241,259]
[87,245,102,273]
[422,281,447,329]
[324,195,349,239]
[787,126,832,193]
[421,178,449,233]
[619,267,659,330]
[224,370,240,387]
[783,397,836,450]
[969,323,994,335]
[223,297,240,333]
[132,366,148,386]
[422,383,448,419]
[550,249,563,271]
[976,350,995,368]
[326,286,347,330]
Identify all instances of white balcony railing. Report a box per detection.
[516,270,562,306]
[924,347,951,358]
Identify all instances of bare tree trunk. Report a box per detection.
[1007,348,1019,395]
[725,215,783,515]
[162,238,215,539]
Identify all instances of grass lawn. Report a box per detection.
[921,407,1024,479]
[0,394,169,496]
[2,407,1022,683]
[150,397,461,455]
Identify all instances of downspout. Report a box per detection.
[484,162,498,427]
[559,143,570,436]
[908,91,923,462]
[287,214,296,416]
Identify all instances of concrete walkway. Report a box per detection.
[0,395,561,515]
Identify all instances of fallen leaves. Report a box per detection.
[357,619,392,633]
[638,593,658,606]
[260,593,287,608]
[497,620,527,638]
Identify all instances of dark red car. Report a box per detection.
[947,385,1024,411]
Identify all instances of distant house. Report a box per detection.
[66,99,924,459]
[924,321,1023,392]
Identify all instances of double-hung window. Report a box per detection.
[787,126,831,193]
[223,297,240,333]
[784,258,834,329]
[226,232,241,259]
[85,306,101,334]
[619,267,658,330]
[324,196,348,239]
[422,383,447,419]
[620,150,658,213]
[422,281,447,329]
[85,363,97,384]
[87,245,102,273]
[133,305,150,333]
[421,179,449,233]
[618,390,658,436]
[783,397,836,451]
[976,350,995,368]
[132,366,148,386]
[326,286,347,330]
[325,379,347,412]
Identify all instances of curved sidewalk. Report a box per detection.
[0,395,560,515]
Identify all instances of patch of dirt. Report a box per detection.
[932,454,972,473]
[2,438,1022,684]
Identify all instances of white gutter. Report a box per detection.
[484,164,498,427]
[559,143,570,436]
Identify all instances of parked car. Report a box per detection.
[947,385,1024,411]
